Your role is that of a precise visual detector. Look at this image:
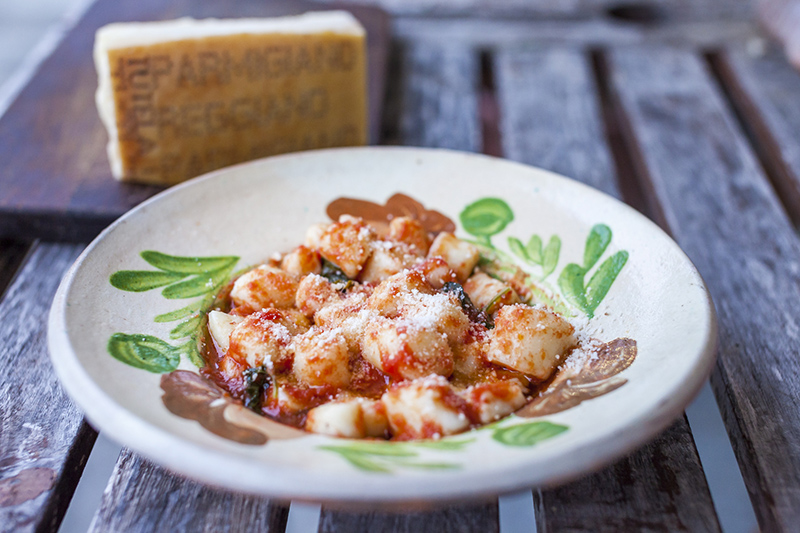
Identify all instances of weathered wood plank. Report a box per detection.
[310,0,752,20]
[496,48,616,195]
[399,44,481,151]
[318,502,498,533]
[496,46,720,532]
[536,419,720,531]
[394,18,757,49]
[88,449,289,532]
[0,242,96,533]
[714,47,800,225]
[608,45,800,531]
[319,42,500,532]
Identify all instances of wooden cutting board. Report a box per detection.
[0,0,389,242]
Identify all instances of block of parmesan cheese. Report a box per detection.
[94,12,367,185]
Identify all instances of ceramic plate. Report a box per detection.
[48,147,717,505]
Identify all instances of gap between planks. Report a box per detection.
[704,50,800,228]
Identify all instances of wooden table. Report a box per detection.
[2,0,800,530]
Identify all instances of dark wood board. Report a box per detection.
[88,450,289,533]
[0,242,97,533]
[608,45,800,532]
[495,46,720,532]
[0,0,389,243]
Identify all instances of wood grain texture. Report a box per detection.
[319,41,500,533]
[394,18,757,49]
[88,449,289,533]
[0,0,389,242]
[0,242,96,533]
[713,47,800,225]
[608,45,800,531]
[536,420,720,532]
[496,46,720,532]
[310,0,752,19]
[398,44,481,151]
[318,502,498,533]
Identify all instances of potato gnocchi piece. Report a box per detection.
[358,241,419,284]
[487,304,576,380]
[313,292,372,351]
[367,270,433,317]
[305,398,388,438]
[413,256,458,289]
[382,376,471,440]
[292,327,352,388]
[231,265,298,311]
[207,310,243,353]
[361,317,454,380]
[463,272,520,314]
[318,215,376,278]
[227,309,295,370]
[451,337,490,383]
[304,222,329,249]
[388,216,430,255]
[428,232,480,283]
[281,245,321,277]
[295,274,340,317]
[397,291,470,346]
[460,380,527,424]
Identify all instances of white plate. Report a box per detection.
[48,146,717,505]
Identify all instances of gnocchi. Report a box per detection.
[202,215,587,441]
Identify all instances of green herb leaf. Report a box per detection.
[541,236,561,278]
[508,237,529,262]
[154,303,201,323]
[161,267,234,299]
[526,235,544,264]
[583,224,612,270]
[459,198,514,238]
[492,421,568,447]
[109,270,187,292]
[107,333,180,373]
[483,287,511,316]
[442,281,491,328]
[243,366,270,413]
[584,251,628,317]
[140,251,239,274]
[320,258,351,285]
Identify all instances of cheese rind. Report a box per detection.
[94,12,367,185]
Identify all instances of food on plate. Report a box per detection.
[201,215,585,440]
[94,12,367,185]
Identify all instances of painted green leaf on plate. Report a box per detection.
[583,224,612,270]
[492,421,568,447]
[107,333,180,373]
[161,267,234,299]
[109,270,186,292]
[140,251,238,274]
[460,198,514,238]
